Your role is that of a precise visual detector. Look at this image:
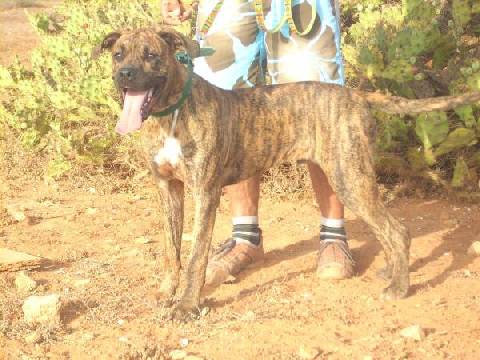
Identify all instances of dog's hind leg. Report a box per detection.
[327,165,409,298]
[171,185,222,320]
[155,179,184,302]
[314,113,410,299]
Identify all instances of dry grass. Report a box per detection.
[262,162,311,199]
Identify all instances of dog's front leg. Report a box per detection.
[156,179,184,302]
[170,186,221,321]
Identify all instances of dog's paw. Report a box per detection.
[381,283,409,301]
[167,301,200,322]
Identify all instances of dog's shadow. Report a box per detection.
[205,218,381,308]
[205,205,478,307]
[409,223,478,294]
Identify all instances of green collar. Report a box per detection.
[150,48,215,118]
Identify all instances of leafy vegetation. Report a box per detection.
[0,0,165,179]
[342,0,480,191]
[0,0,479,192]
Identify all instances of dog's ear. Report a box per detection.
[91,32,121,59]
[155,26,200,58]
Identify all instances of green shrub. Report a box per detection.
[342,0,480,190]
[0,0,479,192]
[0,0,169,179]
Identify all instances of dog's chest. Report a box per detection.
[154,137,182,166]
[150,136,184,180]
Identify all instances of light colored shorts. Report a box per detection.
[194,0,344,89]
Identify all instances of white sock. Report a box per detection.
[231,216,260,246]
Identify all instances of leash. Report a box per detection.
[170,109,179,136]
[283,0,317,36]
[150,47,215,118]
[198,0,225,37]
[254,0,287,33]
[199,0,317,37]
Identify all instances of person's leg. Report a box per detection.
[194,0,265,286]
[229,176,260,218]
[265,0,353,279]
[308,163,354,279]
[308,163,343,219]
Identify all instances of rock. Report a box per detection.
[297,345,320,359]
[400,325,425,341]
[169,349,187,360]
[182,233,194,242]
[22,294,62,325]
[73,278,90,287]
[85,207,97,215]
[24,331,43,344]
[241,310,256,321]
[81,332,95,342]
[468,241,480,256]
[179,338,189,347]
[15,271,37,292]
[0,248,43,272]
[8,209,26,222]
[134,236,152,244]
[200,307,210,317]
[225,275,237,284]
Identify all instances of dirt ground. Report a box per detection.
[1,2,480,360]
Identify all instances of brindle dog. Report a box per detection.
[94,26,480,320]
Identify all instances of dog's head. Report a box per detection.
[93,27,200,134]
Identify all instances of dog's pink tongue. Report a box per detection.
[116,90,148,135]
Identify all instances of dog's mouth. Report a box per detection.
[116,87,160,135]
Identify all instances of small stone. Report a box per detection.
[468,241,480,256]
[184,356,204,360]
[363,356,373,360]
[81,332,95,341]
[0,248,43,272]
[118,336,128,343]
[22,294,62,325]
[117,319,126,326]
[9,210,26,222]
[24,331,42,344]
[73,279,90,287]
[85,207,97,215]
[400,325,425,341]
[464,270,472,277]
[169,349,187,360]
[242,310,256,321]
[134,236,152,244]
[297,345,320,359]
[182,233,194,242]
[225,275,237,283]
[200,307,210,317]
[179,338,189,347]
[15,271,37,292]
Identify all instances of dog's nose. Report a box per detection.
[118,66,137,81]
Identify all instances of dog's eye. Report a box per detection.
[147,53,157,60]
[114,52,123,60]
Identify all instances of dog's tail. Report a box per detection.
[363,91,480,115]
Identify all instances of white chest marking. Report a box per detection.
[153,137,183,167]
